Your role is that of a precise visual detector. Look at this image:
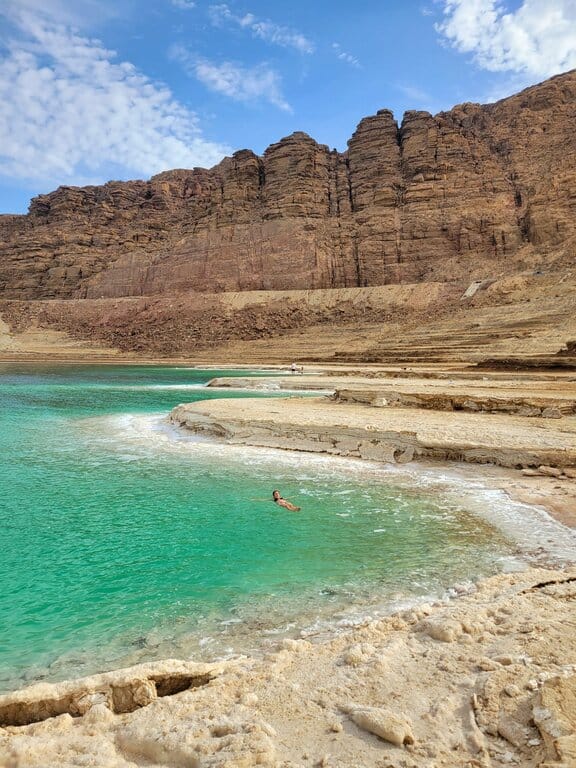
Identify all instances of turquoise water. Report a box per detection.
[0,364,519,692]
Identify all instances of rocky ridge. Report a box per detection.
[1,71,575,303]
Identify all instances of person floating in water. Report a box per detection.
[272,489,301,512]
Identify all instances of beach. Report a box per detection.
[1,363,575,767]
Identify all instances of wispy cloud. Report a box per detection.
[208,4,314,54]
[332,43,360,68]
[396,83,434,103]
[171,45,292,112]
[171,0,196,9]
[437,0,576,77]
[2,0,124,28]
[0,11,230,187]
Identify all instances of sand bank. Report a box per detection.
[169,396,576,468]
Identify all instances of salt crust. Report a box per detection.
[1,568,575,767]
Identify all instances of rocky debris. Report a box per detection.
[333,387,576,417]
[1,264,574,362]
[521,466,575,480]
[0,71,575,303]
[0,660,224,727]
[476,357,576,372]
[0,283,447,357]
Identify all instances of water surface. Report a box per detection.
[0,363,560,692]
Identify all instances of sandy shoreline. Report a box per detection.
[2,364,575,767]
[2,568,575,767]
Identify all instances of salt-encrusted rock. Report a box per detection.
[394,445,415,464]
[240,692,259,706]
[82,702,115,726]
[498,715,528,748]
[281,638,312,653]
[343,704,415,746]
[73,691,111,716]
[533,675,576,766]
[422,617,463,642]
[342,643,376,666]
[541,407,563,419]
[0,659,224,727]
[537,465,563,477]
[477,657,500,672]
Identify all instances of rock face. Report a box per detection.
[0,71,575,301]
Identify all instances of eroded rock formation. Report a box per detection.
[1,71,575,302]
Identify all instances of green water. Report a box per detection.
[0,364,517,692]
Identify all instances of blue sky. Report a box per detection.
[0,0,575,214]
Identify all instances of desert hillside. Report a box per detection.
[0,71,574,361]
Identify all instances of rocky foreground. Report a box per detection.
[1,569,575,767]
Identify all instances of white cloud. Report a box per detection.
[437,0,576,77]
[0,10,230,187]
[208,4,314,54]
[2,0,124,28]
[331,43,360,68]
[171,45,292,112]
[171,0,196,8]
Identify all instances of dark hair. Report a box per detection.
[272,489,280,498]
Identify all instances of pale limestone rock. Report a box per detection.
[344,705,415,747]
[342,643,376,667]
[541,407,563,419]
[537,465,563,477]
[422,618,463,643]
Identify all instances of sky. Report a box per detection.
[0,0,575,214]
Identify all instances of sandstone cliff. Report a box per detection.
[1,71,574,301]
